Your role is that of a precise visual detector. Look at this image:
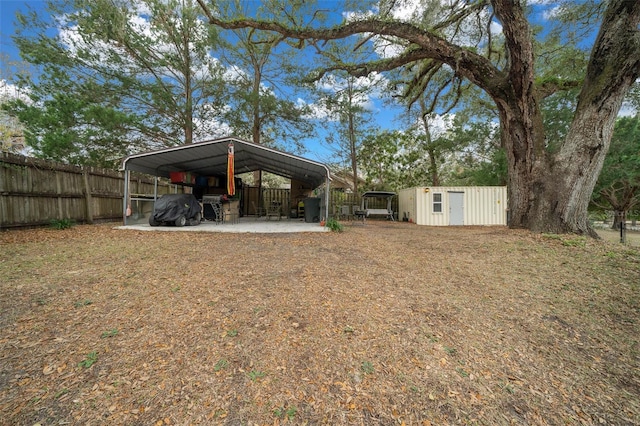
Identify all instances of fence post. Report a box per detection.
[55,170,63,220]
[83,168,94,224]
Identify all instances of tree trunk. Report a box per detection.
[503,94,622,237]
[347,82,359,194]
[426,145,440,186]
[418,101,440,186]
[611,212,622,231]
[497,97,550,231]
[500,0,640,236]
[252,63,262,188]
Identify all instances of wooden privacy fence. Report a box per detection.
[0,152,171,229]
[1,152,399,229]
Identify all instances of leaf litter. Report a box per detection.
[0,222,639,425]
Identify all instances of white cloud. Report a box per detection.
[223,64,247,82]
[490,21,503,35]
[306,72,386,121]
[419,113,454,139]
[343,0,502,61]
[57,2,218,81]
[618,102,637,118]
[297,98,330,121]
[0,79,31,103]
[541,5,562,21]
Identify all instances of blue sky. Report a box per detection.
[0,1,34,60]
[0,0,401,163]
[1,1,624,165]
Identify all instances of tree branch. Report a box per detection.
[196,0,508,100]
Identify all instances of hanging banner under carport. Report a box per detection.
[227,142,235,196]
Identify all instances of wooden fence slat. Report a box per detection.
[0,152,169,229]
[1,152,399,229]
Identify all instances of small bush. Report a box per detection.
[50,218,74,230]
[325,217,343,233]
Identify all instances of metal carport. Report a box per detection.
[120,136,331,225]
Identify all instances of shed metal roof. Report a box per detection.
[121,136,330,188]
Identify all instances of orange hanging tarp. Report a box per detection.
[227,142,235,196]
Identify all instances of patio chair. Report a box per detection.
[266,203,281,221]
[251,201,266,219]
[340,205,352,221]
[353,205,366,223]
[212,202,224,224]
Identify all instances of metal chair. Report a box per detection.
[340,205,352,221]
[266,203,281,221]
[251,201,266,219]
[212,202,224,224]
[353,205,366,223]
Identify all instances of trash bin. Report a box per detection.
[303,197,321,223]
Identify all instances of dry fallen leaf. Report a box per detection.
[1,223,638,425]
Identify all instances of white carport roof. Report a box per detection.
[121,136,330,188]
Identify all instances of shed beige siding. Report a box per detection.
[398,186,507,226]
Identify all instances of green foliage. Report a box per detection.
[100,329,118,338]
[6,95,141,168]
[54,388,69,399]
[325,217,343,232]
[10,0,229,167]
[360,360,374,375]
[49,218,74,230]
[78,351,98,368]
[358,129,403,190]
[358,111,507,189]
[542,234,587,247]
[273,405,297,420]
[247,370,266,381]
[443,346,457,355]
[213,359,228,372]
[211,0,315,151]
[592,116,640,220]
[456,367,470,378]
[303,31,382,189]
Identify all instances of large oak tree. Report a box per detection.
[197,0,640,235]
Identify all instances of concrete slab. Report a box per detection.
[114,217,328,233]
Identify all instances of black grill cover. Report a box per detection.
[151,194,202,223]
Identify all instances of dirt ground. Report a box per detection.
[596,227,640,247]
[1,222,639,425]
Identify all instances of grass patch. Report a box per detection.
[100,329,118,338]
[542,233,587,247]
[78,351,98,369]
[74,299,93,308]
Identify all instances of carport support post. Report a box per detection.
[323,172,330,223]
[154,176,158,201]
[123,169,130,225]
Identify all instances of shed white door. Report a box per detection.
[449,192,464,225]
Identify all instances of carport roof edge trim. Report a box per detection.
[120,136,331,188]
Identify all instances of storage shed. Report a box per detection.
[398,186,507,226]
